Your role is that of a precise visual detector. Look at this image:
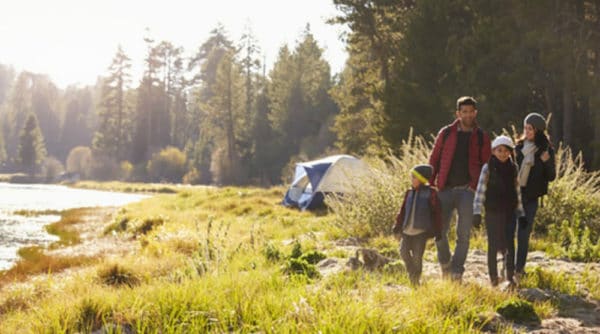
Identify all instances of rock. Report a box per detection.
[476,312,505,333]
[528,251,547,261]
[346,256,363,271]
[318,258,338,268]
[556,293,595,309]
[317,258,346,277]
[520,288,553,303]
[92,323,134,334]
[336,237,363,246]
[529,317,589,334]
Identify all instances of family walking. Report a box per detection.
[392,96,556,286]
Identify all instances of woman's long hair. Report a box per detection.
[517,127,552,149]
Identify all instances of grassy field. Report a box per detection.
[1,133,599,332]
[0,184,597,333]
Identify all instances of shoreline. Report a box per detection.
[0,182,156,286]
[0,206,128,286]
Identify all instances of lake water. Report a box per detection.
[0,183,147,270]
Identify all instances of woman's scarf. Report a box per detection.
[518,140,537,187]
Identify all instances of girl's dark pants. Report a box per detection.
[486,209,516,282]
[400,233,428,285]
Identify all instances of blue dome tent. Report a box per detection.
[282,155,369,210]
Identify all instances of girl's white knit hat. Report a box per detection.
[491,135,515,150]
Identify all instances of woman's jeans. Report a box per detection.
[515,199,539,273]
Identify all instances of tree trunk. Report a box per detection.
[562,78,574,147]
[226,61,236,184]
[544,86,560,145]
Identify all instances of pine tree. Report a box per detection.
[187,25,235,182]
[18,113,46,175]
[206,49,245,184]
[268,25,337,169]
[132,34,169,163]
[93,45,132,161]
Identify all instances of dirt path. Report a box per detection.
[318,239,600,333]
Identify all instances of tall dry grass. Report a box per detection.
[327,130,433,237]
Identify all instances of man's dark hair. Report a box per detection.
[456,96,477,110]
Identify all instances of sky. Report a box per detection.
[0,0,348,89]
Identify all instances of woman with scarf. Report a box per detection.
[514,113,556,280]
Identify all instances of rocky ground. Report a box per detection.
[317,238,600,333]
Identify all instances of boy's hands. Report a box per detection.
[472,214,482,229]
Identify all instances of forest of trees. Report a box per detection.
[0,25,337,185]
[1,1,600,185]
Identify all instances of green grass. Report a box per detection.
[0,184,596,332]
[0,247,95,286]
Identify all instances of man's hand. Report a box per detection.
[518,216,528,229]
[472,214,482,229]
[394,233,402,241]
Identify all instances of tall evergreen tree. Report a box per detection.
[18,113,46,175]
[268,25,337,169]
[93,45,132,161]
[206,49,245,184]
[3,72,32,164]
[132,35,169,163]
[187,25,235,182]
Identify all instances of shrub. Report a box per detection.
[97,263,140,288]
[536,146,600,236]
[290,241,303,259]
[496,299,540,324]
[103,215,130,235]
[182,167,202,185]
[76,299,105,332]
[520,266,578,295]
[147,146,187,183]
[119,161,133,181]
[41,156,64,182]
[327,130,431,237]
[283,258,320,279]
[299,250,326,264]
[263,242,282,262]
[546,214,600,262]
[134,216,165,235]
[66,146,92,178]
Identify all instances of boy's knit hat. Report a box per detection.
[491,135,515,150]
[411,164,433,184]
[524,113,546,131]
